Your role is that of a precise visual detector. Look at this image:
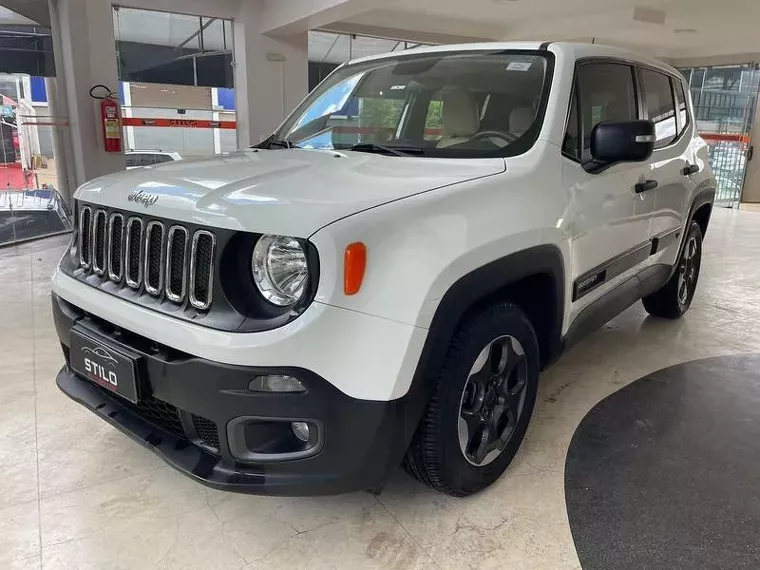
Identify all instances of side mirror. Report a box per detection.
[585,120,655,173]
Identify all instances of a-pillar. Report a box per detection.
[48,0,125,200]
[233,2,308,148]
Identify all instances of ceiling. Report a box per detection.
[1,0,759,67]
[330,0,760,63]
[110,7,423,64]
[308,31,423,64]
[0,6,35,25]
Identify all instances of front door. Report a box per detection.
[562,61,655,324]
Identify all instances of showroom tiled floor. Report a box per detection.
[2,207,760,570]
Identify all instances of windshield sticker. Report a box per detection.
[390,85,406,90]
[507,61,532,72]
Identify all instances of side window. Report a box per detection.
[562,88,579,158]
[576,63,638,162]
[125,155,139,168]
[153,154,174,164]
[672,77,690,136]
[640,69,677,148]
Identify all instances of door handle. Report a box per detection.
[682,163,700,176]
[635,179,658,193]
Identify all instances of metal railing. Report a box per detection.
[682,64,760,207]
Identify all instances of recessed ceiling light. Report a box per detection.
[674,28,698,34]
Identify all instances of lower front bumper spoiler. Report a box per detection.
[53,294,424,496]
[56,366,275,492]
[57,365,414,496]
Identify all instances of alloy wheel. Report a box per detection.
[677,235,699,306]
[457,335,528,466]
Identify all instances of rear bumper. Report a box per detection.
[53,293,423,496]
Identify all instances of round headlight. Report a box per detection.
[252,235,308,306]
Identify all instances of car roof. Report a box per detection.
[347,41,679,77]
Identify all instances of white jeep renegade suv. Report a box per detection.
[52,42,715,496]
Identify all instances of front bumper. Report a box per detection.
[52,293,422,496]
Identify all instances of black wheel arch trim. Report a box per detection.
[411,244,565,394]
[688,184,715,230]
[671,185,714,280]
[400,244,565,464]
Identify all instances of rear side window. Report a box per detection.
[640,69,677,148]
[424,97,444,142]
[153,154,174,164]
[564,62,638,162]
[125,155,139,168]
[672,77,689,136]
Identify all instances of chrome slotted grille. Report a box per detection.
[76,206,215,310]
[144,221,165,296]
[107,213,124,282]
[166,226,188,302]
[189,230,215,310]
[92,210,107,276]
[78,206,92,269]
[125,217,143,289]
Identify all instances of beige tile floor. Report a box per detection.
[2,207,759,570]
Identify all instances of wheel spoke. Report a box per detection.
[488,403,504,432]
[510,373,527,397]
[499,341,526,397]
[462,368,489,414]
[469,345,491,376]
[489,337,509,375]
[462,407,486,433]
[502,338,519,376]
[504,388,523,418]
[471,424,492,464]
[499,408,517,446]
[491,404,515,448]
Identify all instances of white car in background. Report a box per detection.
[125,150,182,169]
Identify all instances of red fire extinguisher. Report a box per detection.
[90,85,122,153]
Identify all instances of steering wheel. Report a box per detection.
[471,130,520,147]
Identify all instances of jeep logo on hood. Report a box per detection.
[128,189,159,208]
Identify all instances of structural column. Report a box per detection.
[741,94,760,203]
[48,0,125,198]
[233,2,308,147]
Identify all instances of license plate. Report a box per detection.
[69,328,141,403]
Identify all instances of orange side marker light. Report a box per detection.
[344,242,366,295]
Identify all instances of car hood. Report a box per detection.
[75,149,505,236]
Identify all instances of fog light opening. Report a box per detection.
[248,375,305,393]
[291,421,310,442]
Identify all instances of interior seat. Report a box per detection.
[437,91,480,148]
[509,106,534,138]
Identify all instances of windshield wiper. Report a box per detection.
[349,143,424,157]
[254,135,300,150]
[268,138,300,149]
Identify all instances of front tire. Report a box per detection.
[643,221,703,319]
[404,302,539,496]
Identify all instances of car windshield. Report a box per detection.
[272,50,551,158]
